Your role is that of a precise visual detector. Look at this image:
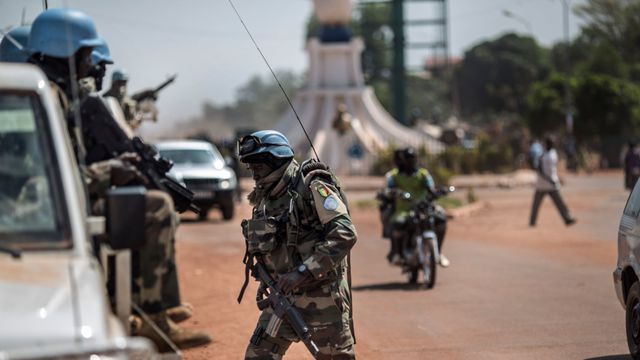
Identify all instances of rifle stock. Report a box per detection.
[252,262,320,358]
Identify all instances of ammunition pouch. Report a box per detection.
[242,217,279,255]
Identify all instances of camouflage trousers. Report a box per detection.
[131,190,181,314]
[245,278,355,360]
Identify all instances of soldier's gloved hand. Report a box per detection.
[110,159,146,186]
[117,152,141,165]
[278,270,312,294]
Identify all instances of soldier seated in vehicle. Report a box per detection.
[383,147,450,267]
[25,8,210,350]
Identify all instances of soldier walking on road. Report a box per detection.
[529,136,576,227]
[237,130,357,359]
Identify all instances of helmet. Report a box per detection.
[0,26,31,62]
[238,130,294,163]
[394,147,417,170]
[112,68,129,82]
[28,8,102,58]
[91,38,113,65]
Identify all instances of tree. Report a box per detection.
[527,73,640,140]
[454,33,550,119]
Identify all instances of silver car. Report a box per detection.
[614,180,640,359]
[156,140,237,221]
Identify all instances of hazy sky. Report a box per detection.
[1,0,586,129]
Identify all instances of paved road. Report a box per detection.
[176,171,632,360]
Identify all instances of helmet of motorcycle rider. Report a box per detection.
[394,147,418,173]
[91,38,113,65]
[238,130,294,165]
[28,8,102,58]
[0,26,31,63]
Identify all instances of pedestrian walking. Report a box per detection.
[529,136,576,227]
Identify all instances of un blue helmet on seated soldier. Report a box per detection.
[0,25,31,63]
[384,147,450,267]
[237,130,357,359]
[26,8,211,351]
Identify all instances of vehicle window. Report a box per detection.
[160,148,223,166]
[0,92,67,245]
[624,181,640,218]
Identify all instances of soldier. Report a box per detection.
[26,8,210,350]
[103,68,142,129]
[0,25,31,63]
[384,147,450,267]
[237,130,356,359]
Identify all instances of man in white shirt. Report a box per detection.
[529,136,576,227]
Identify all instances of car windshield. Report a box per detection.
[160,148,223,167]
[0,92,68,246]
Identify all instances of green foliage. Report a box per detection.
[436,196,462,210]
[454,33,550,118]
[466,187,478,204]
[527,73,640,140]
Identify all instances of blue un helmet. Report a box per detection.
[238,130,294,163]
[111,68,129,82]
[91,38,113,65]
[0,26,31,62]
[28,8,102,58]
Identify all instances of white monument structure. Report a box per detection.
[274,0,443,174]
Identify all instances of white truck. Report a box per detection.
[0,63,168,359]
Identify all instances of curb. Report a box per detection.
[447,201,489,219]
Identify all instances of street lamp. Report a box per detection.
[502,9,533,35]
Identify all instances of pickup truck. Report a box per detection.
[0,63,164,359]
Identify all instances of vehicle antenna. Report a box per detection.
[227,0,320,162]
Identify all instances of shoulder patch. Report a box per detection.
[316,183,330,198]
[310,180,348,224]
[323,195,339,211]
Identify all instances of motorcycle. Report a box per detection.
[378,186,454,288]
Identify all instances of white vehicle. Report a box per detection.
[615,180,640,359]
[156,140,237,221]
[0,63,160,359]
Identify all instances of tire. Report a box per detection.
[221,202,234,221]
[423,238,437,289]
[626,282,640,359]
[408,269,419,284]
[197,208,209,221]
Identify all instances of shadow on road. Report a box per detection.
[584,355,631,360]
[352,282,430,292]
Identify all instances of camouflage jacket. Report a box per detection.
[243,159,357,288]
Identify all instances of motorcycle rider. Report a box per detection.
[383,147,450,267]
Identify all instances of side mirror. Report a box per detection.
[106,186,147,250]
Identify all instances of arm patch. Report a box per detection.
[310,180,348,224]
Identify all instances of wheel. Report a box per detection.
[626,282,640,359]
[408,269,419,284]
[422,238,437,289]
[221,202,234,221]
[197,208,209,221]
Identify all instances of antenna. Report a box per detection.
[42,0,48,10]
[21,8,26,25]
[227,0,320,162]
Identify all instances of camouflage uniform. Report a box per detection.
[243,159,357,360]
[103,87,140,129]
[49,71,182,315]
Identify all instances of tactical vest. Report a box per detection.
[390,168,432,214]
[238,159,348,301]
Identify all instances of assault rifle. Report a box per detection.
[131,74,177,102]
[252,261,320,358]
[131,137,199,214]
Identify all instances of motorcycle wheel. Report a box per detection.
[423,238,437,289]
[408,269,419,284]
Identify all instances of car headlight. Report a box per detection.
[220,180,231,189]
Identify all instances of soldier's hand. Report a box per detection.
[110,159,146,186]
[117,152,141,165]
[278,270,312,294]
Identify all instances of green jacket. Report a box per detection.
[385,167,436,221]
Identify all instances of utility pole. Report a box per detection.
[391,0,406,125]
[561,0,573,134]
